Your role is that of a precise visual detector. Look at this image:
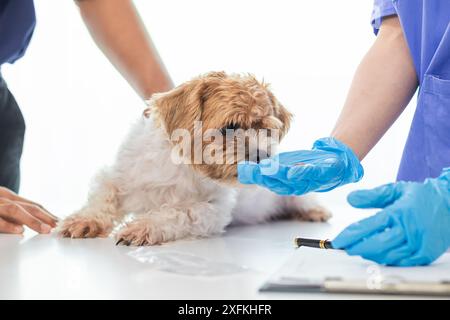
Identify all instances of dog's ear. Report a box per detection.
[154,80,206,135]
[276,101,293,139]
[267,91,292,139]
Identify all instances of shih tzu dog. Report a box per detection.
[59,72,330,246]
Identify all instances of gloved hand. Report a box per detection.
[238,137,364,195]
[332,168,450,266]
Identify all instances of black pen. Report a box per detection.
[294,237,340,250]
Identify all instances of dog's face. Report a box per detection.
[153,71,292,184]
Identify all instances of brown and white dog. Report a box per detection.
[58,72,331,246]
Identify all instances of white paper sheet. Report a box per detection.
[267,247,450,285]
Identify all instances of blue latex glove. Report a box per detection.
[333,168,450,266]
[238,137,364,195]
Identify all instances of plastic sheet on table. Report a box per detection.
[127,248,250,276]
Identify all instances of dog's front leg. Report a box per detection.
[115,202,232,246]
[59,171,124,238]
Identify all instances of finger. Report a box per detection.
[238,161,294,194]
[286,164,344,193]
[0,200,52,234]
[397,256,432,267]
[0,187,58,222]
[332,211,392,249]
[258,163,336,195]
[14,201,58,227]
[377,243,414,266]
[347,183,401,209]
[345,226,406,261]
[0,217,24,234]
[397,250,437,267]
[257,177,294,195]
[256,158,292,181]
[287,158,343,183]
[237,162,261,184]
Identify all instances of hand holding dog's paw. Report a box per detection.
[58,213,113,238]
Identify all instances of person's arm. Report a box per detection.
[331,16,418,159]
[74,0,173,99]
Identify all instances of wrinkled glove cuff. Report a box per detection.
[313,137,364,187]
[439,167,450,186]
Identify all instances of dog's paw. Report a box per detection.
[58,214,113,238]
[294,206,332,222]
[115,221,164,246]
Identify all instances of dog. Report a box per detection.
[58,72,331,245]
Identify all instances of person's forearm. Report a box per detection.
[75,0,173,99]
[331,16,418,160]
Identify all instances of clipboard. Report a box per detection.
[260,247,450,297]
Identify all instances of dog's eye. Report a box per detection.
[220,123,240,135]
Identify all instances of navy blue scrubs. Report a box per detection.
[0,0,36,192]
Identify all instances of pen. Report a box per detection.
[294,237,339,250]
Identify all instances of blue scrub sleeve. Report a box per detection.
[371,0,397,35]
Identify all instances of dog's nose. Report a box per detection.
[255,150,270,163]
[245,150,269,163]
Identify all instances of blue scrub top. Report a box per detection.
[0,0,36,66]
[372,0,450,182]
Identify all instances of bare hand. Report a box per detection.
[0,187,58,234]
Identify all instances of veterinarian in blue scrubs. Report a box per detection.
[0,0,171,234]
[239,0,450,266]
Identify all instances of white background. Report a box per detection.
[2,0,416,217]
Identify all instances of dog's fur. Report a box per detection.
[59,72,331,245]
